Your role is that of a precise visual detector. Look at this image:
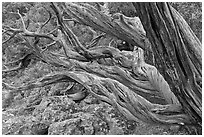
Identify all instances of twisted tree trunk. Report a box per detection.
[133,2,202,126]
[2,2,201,133]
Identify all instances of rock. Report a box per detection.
[2,112,37,135]
[108,122,124,135]
[48,112,109,135]
[3,91,156,135]
[14,93,23,101]
[2,112,15,134]
[33,96,78,124]
[2,90,14,109]
[48,112,92,135]
[30,123,49,135]
[48,118,83,135]
[169,125,180,131]
[10,122,49,135]
[2,110,49,135]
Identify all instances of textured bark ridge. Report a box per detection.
[133,3,201,125]
[3,2,201,129]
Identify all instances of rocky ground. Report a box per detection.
[2,87,190,135]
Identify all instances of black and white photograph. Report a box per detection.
[2,1,202,135]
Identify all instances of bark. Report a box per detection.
[133,2,202,125]
[2,2,201,131]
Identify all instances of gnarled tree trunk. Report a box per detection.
[133,2,202,126]
[2,2,201,134]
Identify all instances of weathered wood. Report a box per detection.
[3,2,201,130]
[133,2,202,125]
[61,2,147,50]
